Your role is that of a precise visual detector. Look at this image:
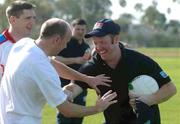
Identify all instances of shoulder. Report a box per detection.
[124,48,153,62]
[13,37,33,48]
[82,39,90,47]
[79,56,99,74]
[0,34,8,44]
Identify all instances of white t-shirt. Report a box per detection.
[0,38,67,124]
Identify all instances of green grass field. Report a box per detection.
[42,48,180,124]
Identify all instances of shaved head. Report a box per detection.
[40,18,71,39]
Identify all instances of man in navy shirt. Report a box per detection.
[63,19,177,124]
[56,19,91,124]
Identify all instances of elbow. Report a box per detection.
[168,82,177,97]
[60,111,75,118]
[172,85,177,96]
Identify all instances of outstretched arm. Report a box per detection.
[57,90,117,117]
[51,58,111,93]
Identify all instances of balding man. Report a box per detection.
[0,18,117,124]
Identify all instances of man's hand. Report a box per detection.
[129,91,155,109]
[137,94,156,106]
[95,90,117,112]
[85,74,111,94]
[63,88,73,102]
[129,91,138,110]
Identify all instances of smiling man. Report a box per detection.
[63,19,176,124]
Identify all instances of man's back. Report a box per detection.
[0,38,66,124]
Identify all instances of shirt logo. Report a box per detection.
[93,22,103,30]
[160,71,168,78]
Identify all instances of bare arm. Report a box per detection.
[129,81,177,106]
[55,56,87,65]
[51,58,88,81]
[57,90,117,117]
[63,83,84,99]
[146,81,176,105]
[51,58,111,93]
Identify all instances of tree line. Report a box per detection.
[0,0,180,47]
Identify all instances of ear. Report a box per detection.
[113,34,120,44]
[9,16,16,24]
[54,35,62,43]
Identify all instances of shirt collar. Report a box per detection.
[2,29,16,43]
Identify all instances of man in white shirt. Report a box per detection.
[0,0,110,91]
[0,18,117,124]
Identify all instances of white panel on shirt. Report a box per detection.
[0,41,14,82]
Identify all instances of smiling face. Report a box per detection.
[10,9,36,37]
[92,34,120,62]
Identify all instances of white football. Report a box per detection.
[129,75,159,95]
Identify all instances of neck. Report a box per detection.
[78,39,83,44]
[74,36,83,44]
[34,39,50,57]
[106,46,121,69]
[8,27,27,41]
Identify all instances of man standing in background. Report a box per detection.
[56,19,91,124]
[0,0,36,82]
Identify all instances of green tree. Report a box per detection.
[173,0,180,3]
[134,3,143,12]
[54,0,112,28]
[0,4,7,31]
[141,6,166,29]
[0,0,55,38]
[165,20,180,34]
[119,0,126,7]
[0,0,14,30]
[115,13,134,33]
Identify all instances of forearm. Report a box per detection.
[57,90,117,118]
[57,101,100,118]
[55,56,77,65]
[51,58,88,82]
[63,83,83,99]
[151,82,177,105]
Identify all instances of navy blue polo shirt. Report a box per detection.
[58,37,90,86]
[75,43,171,124]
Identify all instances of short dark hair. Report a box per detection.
[40,18,69,39]
[71,19,87,27]
[6,0,36,18]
